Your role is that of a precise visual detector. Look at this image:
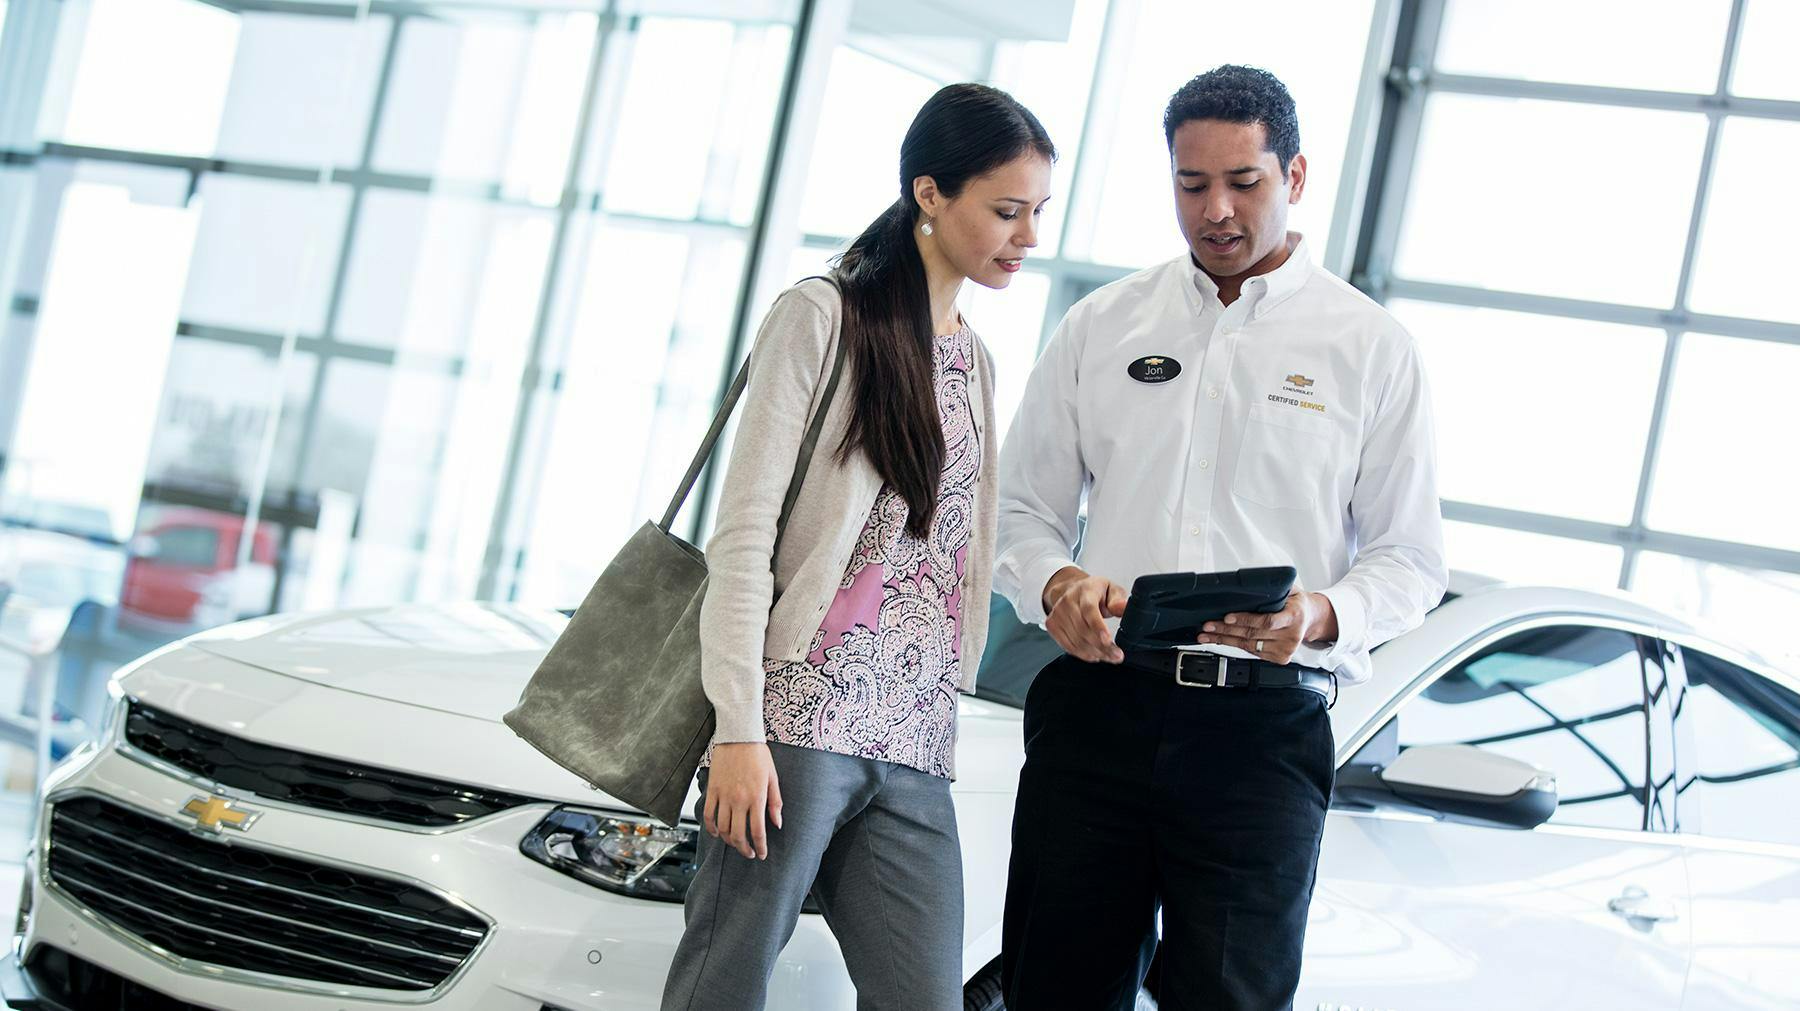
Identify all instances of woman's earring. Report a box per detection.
[920,217,934,236]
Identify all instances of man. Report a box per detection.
[994,65,1447,1010]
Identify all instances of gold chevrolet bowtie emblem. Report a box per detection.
[1146,357,1165,365]
[1285,373,1314,388]
[181,795,260,834]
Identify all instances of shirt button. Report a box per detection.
[1191,527,1201,536]
[1208,387,1220,399]
[1198,459,1210,470]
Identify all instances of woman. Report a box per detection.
[660,83,1054,1010]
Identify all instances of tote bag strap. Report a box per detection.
[658,277,849,559]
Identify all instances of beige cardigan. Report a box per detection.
[699,277,1000,743]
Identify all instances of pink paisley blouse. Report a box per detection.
[704,321,980,780]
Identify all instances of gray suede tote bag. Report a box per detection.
[503,292,848,827]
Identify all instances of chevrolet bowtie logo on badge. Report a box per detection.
[1128,355,1182,384]
[181,795,260,834]
[1285,373,1314,388]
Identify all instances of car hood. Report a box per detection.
[131,602,1026,809]
[184,602,567,724]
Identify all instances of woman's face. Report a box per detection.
[918,153,1053,290]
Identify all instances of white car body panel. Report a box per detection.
[13,581,1799,1009]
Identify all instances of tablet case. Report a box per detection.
[1114,566,1298,652]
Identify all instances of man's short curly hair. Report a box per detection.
[1163,65,1300,176]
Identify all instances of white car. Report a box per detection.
[3,579,1797,1010]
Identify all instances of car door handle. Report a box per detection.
[1608,886,1681,925]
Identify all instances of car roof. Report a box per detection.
[1381,571,1785,680]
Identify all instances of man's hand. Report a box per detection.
[1042,566,1130,663]
[1196,591,1338,665]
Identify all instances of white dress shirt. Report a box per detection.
[994,236,1447,685]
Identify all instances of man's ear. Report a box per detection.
[1287,153,1307,204]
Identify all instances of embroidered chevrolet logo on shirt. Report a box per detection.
[1272,371,1327,414]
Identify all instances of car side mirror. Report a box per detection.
[1336,743,1557,830]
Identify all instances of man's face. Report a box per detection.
[1169,119,1305,279]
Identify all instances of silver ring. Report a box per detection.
[1255,639,1264,653]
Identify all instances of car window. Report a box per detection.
[1677,647,1800,847]
[148,527,220,568]
[1394,624,1657,832]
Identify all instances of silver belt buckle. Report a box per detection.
[1175,652,1229,688]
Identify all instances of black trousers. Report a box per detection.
[1001,654,1334,1011]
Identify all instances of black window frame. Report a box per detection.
[1669,642,1800,846]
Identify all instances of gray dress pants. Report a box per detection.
[660,741,964,1011]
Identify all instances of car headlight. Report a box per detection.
[521,808,700,903]
[520,807,821,912]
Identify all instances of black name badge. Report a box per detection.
[1127,355,1182,384]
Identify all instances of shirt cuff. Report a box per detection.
[1313,584,1367,669]
[710,699,767,744]
[1015,555,1077,627]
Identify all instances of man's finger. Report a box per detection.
[1104,582,1130,617]
[768,775,783,831]
[1079,593,1112,642]
[1221,609,1288,631]
[1204,630,1287,653]
[1079,597,1122,662]
[702,791,719,836]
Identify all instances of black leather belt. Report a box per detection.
[1120,650,1334,702]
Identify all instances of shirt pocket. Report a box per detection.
[1233,403,1336,509]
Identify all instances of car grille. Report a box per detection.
[46,796,488,992]
[124,699,533,827]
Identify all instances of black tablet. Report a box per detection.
[1114,566,1297,652]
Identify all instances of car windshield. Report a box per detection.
[148,527,220,568]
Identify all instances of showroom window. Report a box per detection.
[1675,647,1800,848]
[1393,624,1662,832]
[0,0,805,626]
[781,0,1385,455]
[1362,0,1800,671]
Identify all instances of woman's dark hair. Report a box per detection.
[1162,64,1300,176]
[832,83,1053,539]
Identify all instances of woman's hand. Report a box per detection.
[703,742,783,860]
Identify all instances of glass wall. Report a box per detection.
[16,0,1790,683]
[786,0,1384,452]
[0,0,1398,664]
[1367,0,1800,669]
[0,0,802,656]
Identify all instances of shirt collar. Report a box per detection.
[1187,233,1313,321]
